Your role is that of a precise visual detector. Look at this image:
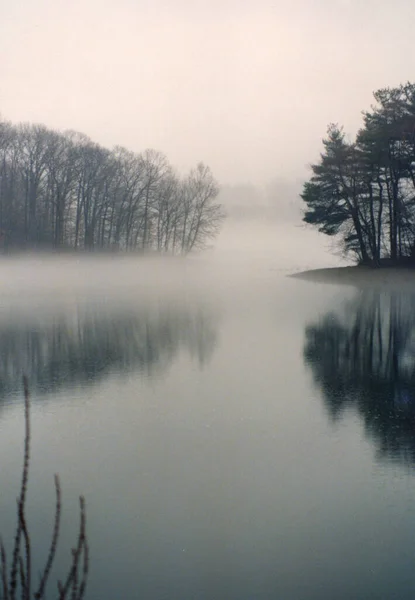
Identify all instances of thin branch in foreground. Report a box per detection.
[57,497,87,600]
[9,376,30,600]
[0,376,89,600]
[0,537,9,600]
[18,499,31,599]
[34,475,61,599]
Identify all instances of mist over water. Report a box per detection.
[213,217,342,270]
[0,219,414,600]
[0,218,342,323]
[0,217,337,400]
[3,0,415,595]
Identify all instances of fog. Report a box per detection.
[2,0,415,189]
[0,216,340,307]
[3,5,415,598]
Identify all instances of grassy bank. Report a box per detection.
[290,265,415,289]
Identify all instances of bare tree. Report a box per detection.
[17,124,51,247]
[179,163,224,253]
[0,118,225,254]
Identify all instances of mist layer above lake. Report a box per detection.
[0,220,414,600]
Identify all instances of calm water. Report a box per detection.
[0,222,414,599]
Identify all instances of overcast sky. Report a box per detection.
[1,0,415,185]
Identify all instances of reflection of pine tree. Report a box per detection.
[0,302,219,399]
[304,291,415,463]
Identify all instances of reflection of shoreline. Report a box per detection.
[0,301,219,399]
[303,290,415,464]
[290,265,415,289]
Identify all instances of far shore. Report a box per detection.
[290,265,415,288]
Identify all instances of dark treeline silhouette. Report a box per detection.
[304,290,415,464]
[0,302,218,399]
[0,117,225,253]
[302,82,415,265]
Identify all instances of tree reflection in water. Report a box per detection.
[0,300,219,399]
[304,289,415,463]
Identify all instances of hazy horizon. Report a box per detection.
[2,0,415,188]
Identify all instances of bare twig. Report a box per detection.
[10,376,30,600]
[18,556,26,600]
[77,539,89,600]
[18,500,31,600]
[0,537,9,600]
[1,377,88,600]
[58,497,87,600]
[34,475,61,599]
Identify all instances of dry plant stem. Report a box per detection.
[18,557,27,598]
[0,376,88,600]
[18,501,31,599]
[77,540,89,600]
[1,538,9,600]
[9,376,30,600]
[34,475,61,599]
[58,497,87,600]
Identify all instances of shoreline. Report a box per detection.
[289,265,415,288]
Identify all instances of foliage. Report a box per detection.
[302,82,415,264]
[0,377,88,599]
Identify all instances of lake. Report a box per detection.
[0,220,414,600]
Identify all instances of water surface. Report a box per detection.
[0,222,414,600]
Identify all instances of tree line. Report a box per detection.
[302,82,415,265]
[0,117,225,253]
